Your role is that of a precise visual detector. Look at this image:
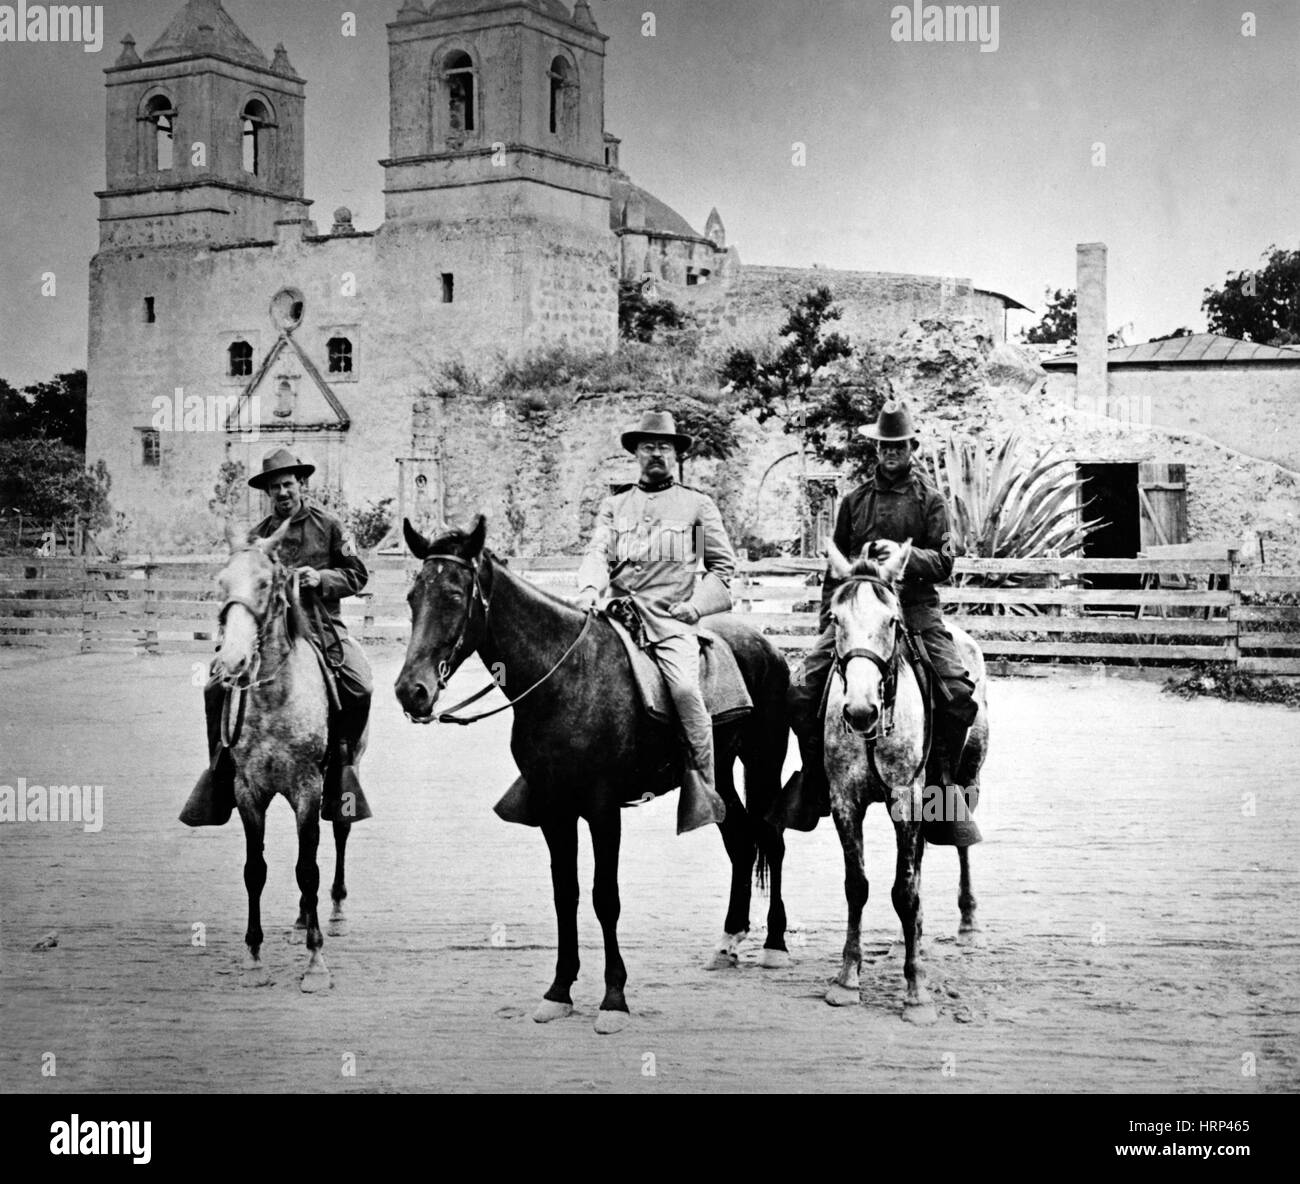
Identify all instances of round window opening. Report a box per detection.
[270,288,306,331]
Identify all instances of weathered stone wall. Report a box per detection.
[679,265,1002,350]
[1044,365,1300,472]
[86,208,617,553]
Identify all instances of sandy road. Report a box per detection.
[1,647,1297,1093]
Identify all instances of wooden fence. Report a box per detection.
[2,555,1298,675]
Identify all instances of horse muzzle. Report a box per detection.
[841,703,880,743]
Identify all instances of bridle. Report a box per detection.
[832,573,932,792]
[408,550,594,726]
[216,559,293,692]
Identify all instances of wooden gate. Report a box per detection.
[1137,463,1188,550]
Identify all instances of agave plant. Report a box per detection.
[922,434,1104,612]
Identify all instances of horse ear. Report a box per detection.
[826,541,852,581]
[882,539,912,584]
[403,518,431,561]
[258,516,292,556]
[224,517,244,552]
[466,514,487,558]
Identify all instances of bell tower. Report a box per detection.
[97,0,309,248]
[383,0,609,224]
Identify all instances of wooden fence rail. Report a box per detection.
[3,556,1298,674]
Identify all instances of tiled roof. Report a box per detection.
[1042,333,1300,368]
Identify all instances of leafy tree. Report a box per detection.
[0,437,111,532]
[658,392,739,483]
[1023,288,1077,345]
[0,370,88,451]
[618,279,687,343]
[719,286,853,551]
[802,344,891,481]
[1202,245,1300,345]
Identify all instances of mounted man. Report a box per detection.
[573,410,737,834]
[179,447,374,827]
[777,401,980,843]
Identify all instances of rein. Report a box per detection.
[413,552,595,726]
[834,574,933,794]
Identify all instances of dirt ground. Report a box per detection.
[0,645,1297,1094]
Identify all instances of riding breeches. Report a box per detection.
[649,633,716,794]
[787,606,976,735]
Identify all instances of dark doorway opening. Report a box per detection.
[1078,463,1140,590]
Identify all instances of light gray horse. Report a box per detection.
[822,541,988,1022]
[214,518,353,992]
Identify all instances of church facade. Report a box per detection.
[85,0,1020,549]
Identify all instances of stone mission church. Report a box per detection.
[87,0,741,537]
[87,0,1021,548]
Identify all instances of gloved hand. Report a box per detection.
[667,602,701,625]
[575,588,599,611]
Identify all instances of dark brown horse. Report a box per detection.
[395,516,790,1034]
[214,519,357,992]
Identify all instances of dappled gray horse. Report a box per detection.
[212,518,356,992]
[823,541,988,1022]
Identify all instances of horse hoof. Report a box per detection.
[902,1000,938,1024]
[300,955,331,994]
[240,963,270,988]
[956,926,986,948]
[704,950,738,972]
[288,924,307,946]
[594,1009,630,1036]
[758,948,791,969]
[327,918,349,938]
[532,999,574,1024]
[825,982,860,1007]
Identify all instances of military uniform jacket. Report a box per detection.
[577,481,737,643]
[254,500,368,634]
[822,465,955,625]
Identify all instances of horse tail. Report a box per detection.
[739,636,790,896]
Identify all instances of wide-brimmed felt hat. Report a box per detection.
[621,410,693,455]
[859,401,919,442]
[248,446,316,491]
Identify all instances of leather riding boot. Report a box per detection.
[922,718,982,847]
[493,776,546,827]
[773,728,830,833]
[179,683,236,828]
[678,765,726,835]
[322,692,373,822]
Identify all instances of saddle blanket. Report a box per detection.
[605,618,753,727]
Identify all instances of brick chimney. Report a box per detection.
[1076,242,1108,407]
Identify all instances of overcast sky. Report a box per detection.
[0,0,1296,386]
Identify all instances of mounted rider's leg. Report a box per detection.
[909,606,980,847]
[322,638,374,822]
[652,634,726,834]
[774,626,836,831]
[179,667,236,828]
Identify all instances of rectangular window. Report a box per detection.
[441,274,454,304]
[141,430,160,468]
[144,297,156,324]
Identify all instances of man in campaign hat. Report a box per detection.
[777,401,979,843]
[180,447,374,827]
[571,410,738,833]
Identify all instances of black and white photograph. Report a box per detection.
[0,0,1295,1145]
